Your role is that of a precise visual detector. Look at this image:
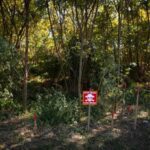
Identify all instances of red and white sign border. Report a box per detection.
[82,91,98,105]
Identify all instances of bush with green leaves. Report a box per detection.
[31,89,80,125]
[123,86,150,107]
[0,89,22,120]
[0,37,22,101]
[98,59,124,113]
[139,89,150,108]
[124,88,136,105]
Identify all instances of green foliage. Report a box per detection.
[124,88,136,105]
[0,89,22,120]
[0,0,149,123]
[99,58,123,105]
[123,85,150,107]
[139,89,150,109]
[31,51,61,79]
[0,37,13,89]
[0,37,22,95]
[90,104,106,120]
[31,89,80,125]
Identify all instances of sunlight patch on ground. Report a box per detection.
[138,111,148,118]
[112,128,122,138]
[0,144,5,149]
[67,133,86,145]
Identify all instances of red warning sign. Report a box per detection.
[82,91,97,105]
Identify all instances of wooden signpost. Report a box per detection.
[33,113,37,130]
[82,91,98,131]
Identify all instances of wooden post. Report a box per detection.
[111,111,114,129]
[33,113,37,130]
[134,87,140,130]
[87,105,91,131]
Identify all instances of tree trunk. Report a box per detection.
[23,0,30,111]
[145,3,150,66]
[74,0,83,99]
[0,0,8,37]
[74,0,99,99]
[126,3,132,63]
[117,1,122,71]
[115,0,123,115]
[78,33,84,100]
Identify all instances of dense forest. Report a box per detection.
[0,0,150,149]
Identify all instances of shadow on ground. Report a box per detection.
[0,115,150,150]
[84,120,150,150]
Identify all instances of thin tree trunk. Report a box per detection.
[46,0,68,91]
[74,0,84,100]
[78,33,84,100]
[89,0,99,42]
[118,2,122,71]
[135,17,140,69]
[115,0,123,115]
[46,0,58,54]
[126,3,132,63]
[73,0,99,99]
[105,5,117,63]
[145,3,150,66]
[23,0,30,111]
[0,0,8,37]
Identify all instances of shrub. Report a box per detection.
[124,88,136,105]
[0,89,22,120]
[31,89,80,125]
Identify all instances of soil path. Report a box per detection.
[0,114,150,150]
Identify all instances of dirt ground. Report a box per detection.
[0,112,150,150]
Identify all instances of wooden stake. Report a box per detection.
[134,87,140,130]
[33,113,37,130]
[111,111,114,129]
[87,105,91,131]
